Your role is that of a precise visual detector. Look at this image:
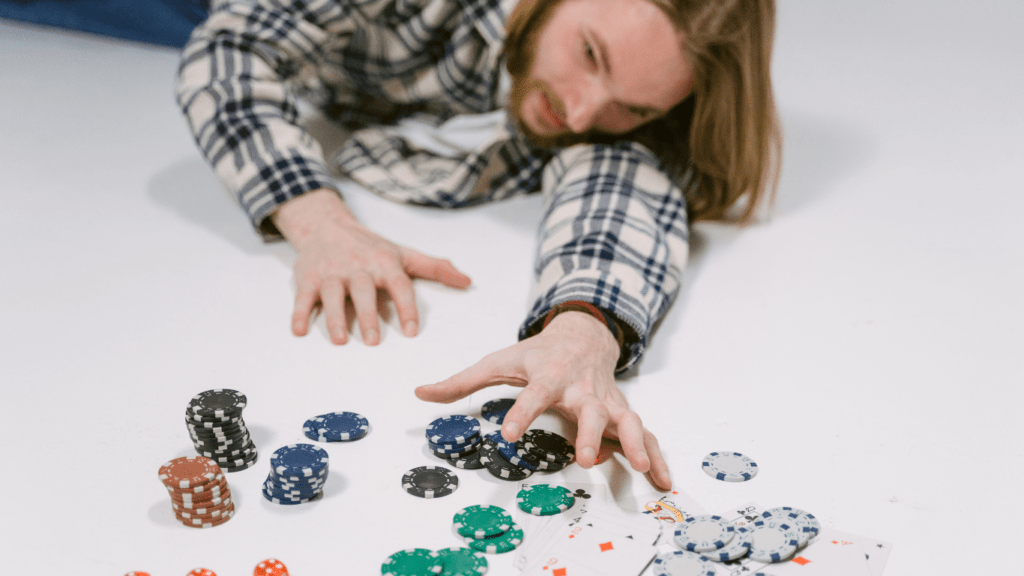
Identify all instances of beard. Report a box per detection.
[506,72,605,150]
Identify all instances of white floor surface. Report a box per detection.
[1,1,1022,574]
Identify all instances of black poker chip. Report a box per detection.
[519,429,575,463]
[184,389,255,470]
[402,466,459,498]
[479,442,533,481]
[188,389,247,418]
[447,447,485,470]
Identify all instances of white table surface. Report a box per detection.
[1,2,1022,574]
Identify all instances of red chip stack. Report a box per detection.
[158,456,235,528]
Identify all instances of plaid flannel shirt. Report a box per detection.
[175,0,690,371]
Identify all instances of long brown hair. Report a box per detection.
[504,0,782,224]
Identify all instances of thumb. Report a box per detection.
[401,247,472,289]
[416,349,527,404]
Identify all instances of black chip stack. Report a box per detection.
[186,389,259,472]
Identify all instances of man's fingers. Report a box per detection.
[614,411,650,473]
[403,249,472,289]
[416,350,525,404]
[382,272,419,337]
[573,400,611,468]
[642,428,672,490]
[348,273,380,345]
[320,279,348,345]
[291,284,319,336]
[501,383,556,443]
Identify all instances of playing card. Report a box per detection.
[551,517,657,576]
[514,482,609,571]
[627,488,708,545]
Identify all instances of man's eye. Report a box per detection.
[629,107,651,119]
[583,41,596,63]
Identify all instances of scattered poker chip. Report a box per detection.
[478,442,532,481]
[466,523,523,554]
[762,507,820,547]
[651,550,716,576]
[481,398,516,425]
[446,448,485,470]
[519,430,574,463]
[701,451,758,482]
[187,570,217,576]
[703,525,753,562]
[402,466,459,498]
[253,558,290,576]
[189,389,247,418]
[271,444,329,476]
[516,484,575,516]
[426,415,481,445]
[435,546,489,576]
[381,548,443,576]
[159,456,222,489]
[453,505,513,539]
[303,411,370,442]
[747,518,800,563]
[672,514,736,552]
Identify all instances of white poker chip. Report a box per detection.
[702,525,753,562]
[672,514,735,552]
[747,518,800,563]
[762,507,820,548]
[701,451,758,482]
[651,550,717,576]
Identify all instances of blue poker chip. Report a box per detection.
[261,481,324,505]
[481,398,516,424]
[302,411,369,442]
[271,444,329,476]
[748,518,800,563]
[425,415,481,444]
[429,435,482,455]
[496,436,539,471]
[762,507,819,548]
[702,451,758,482]
[672,515,735,552]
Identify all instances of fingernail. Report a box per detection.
[504,422,521,441]
[404,321,418,337]
[365,329,378,344]
[582,447,596,465]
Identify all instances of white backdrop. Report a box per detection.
[1,1,1022,574]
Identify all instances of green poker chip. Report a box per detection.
[435,546,489,576]
[516,484,575,516]
[466,523,524,554]
[453,505,513,539]
[381,548,443,576]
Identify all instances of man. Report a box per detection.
[176,0,779,491]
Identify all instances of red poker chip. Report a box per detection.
[124,572,151,576]
[158,457,223,489]
[168,478,229,500]
[186,569,219,576]
[176,509,234,529]
[253,558,290,576]
[174,501,235,521]
[172,496,233,515]
[166,474,226,495]
[170,490,232,509]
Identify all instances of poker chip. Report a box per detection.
[702,525,753,562]
[185,389,257,470]
[158,456,236,529]
[701,451,758,482]
[453,505,513,539]
[187,570,217,576]
[271,444,329,476]
[446,448,485,470]
[466,523,523,554]
[426,416,481,445]
[381,548,443,576]
[159,457,221,489]
[516,484,575,516]
[435,546,488,576]
[651,550,716,576]
[478,442,532,481]
[253,558,290,576]
[189,389,247,418]
[430,436,482,456]
[747,518,800,563]
[303,411,370,442]
[261,483,324,505]
[519,430,574,463]
[124,572,151,576]
[175,501,235,522]
[403,466,459,498]
[496,437,539,471]
[762,507,820,547]
[481,398,515,425]
[178,509,235,528]
[672,514,735,552]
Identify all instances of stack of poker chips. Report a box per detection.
[381,547,490,576]
[426,415,484,469]
[478,428,575,481]
[452,504,525,555]
[262,443,329,504]
[302,411,369,442]
[186,389,258,472]
[158,456,235,529]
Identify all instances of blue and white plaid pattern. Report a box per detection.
[175,0,690,371]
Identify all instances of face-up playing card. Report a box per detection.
[546,517,657,576]
[626,488,708,546]
[514,482,609,571]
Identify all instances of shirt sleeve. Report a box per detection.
[517,141,691,373]
[174,0,357,241]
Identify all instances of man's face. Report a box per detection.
[508,0,695,150]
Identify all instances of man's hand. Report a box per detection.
[415,311,672,490]
[272,189,472,345]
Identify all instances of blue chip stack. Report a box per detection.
[262,444,329,505]
[426,415,483,465]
